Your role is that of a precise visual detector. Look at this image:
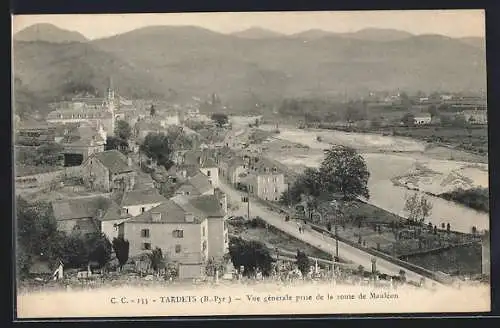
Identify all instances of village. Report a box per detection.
[14,80,490,293]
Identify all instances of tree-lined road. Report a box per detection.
[219,180,445,287]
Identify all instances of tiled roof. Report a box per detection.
[186,173,213,194]
[92,150,133,174]
[127,200,200,224]
[121,188,167,206]
[52,196,111,221]
[175,183,202,196]
[100,201,132,222]
[170,195,216,219]
[187,195,225,217]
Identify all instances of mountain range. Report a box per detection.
[13,23,487,117]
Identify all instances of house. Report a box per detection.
[199,157,219,187]
[117,194,227,279]
[81,150,137,193]
[242,158,287,201]
[172,190,228,260]
[60,124,106,166]
[175,173,214,197]
[218,155,246,186]
[98,201,133,241]
[51,196,106,235]
[461,109,488,125]
[413,113,432,125]
[120,188,167,217]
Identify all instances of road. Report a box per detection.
[218,180,444,286]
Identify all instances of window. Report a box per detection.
[142,243,151,250]
[175,244,182,253]
[126,208,129,213]
[141,207,146,213]
[207,170,211,177]
[274,187,278,193]
[202,227,206,237]
[141,229,150,238]
[172,230,184,238]
[273,177,277,183]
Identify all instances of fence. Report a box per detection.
[256,197,453,285]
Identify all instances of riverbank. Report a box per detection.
[256,125,489,233]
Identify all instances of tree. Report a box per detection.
[319,145,370,200]
[85,232,112,268]
[150,104,156,117]
[427,221,433,230]
[428,105,439,118]
[434,225,438,235]
[211,113,229,128]
[112,237,130,270]
[16,197,62,276]
[228,237,274,277]
[140,132,174,169]
[401,113,415,127]
[148,247,165,273]
[106,136,128,152]
[446,223,451,233]
[296,250,310,277]
[327,222,332,232]
[115,120,132,141]
[403,193,433,224]
[441,223,446,229]
[471,226,477,235]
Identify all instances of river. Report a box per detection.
[258,125,489,234]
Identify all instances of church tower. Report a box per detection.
[106,77,116,135]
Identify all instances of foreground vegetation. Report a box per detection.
[439,187,489,213]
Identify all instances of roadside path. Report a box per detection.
[219,180,444,287]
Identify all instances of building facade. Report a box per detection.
[120,188,167,217]
[81,150,137,193]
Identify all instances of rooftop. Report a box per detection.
[127,200,202,224]
[52,196,111,221]
[185,173,213,195]
[171,194,224,218]
[100,201,132,222]
[121,188,167,207]
[91,150,134,174]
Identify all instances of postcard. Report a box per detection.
[12,10,490,319]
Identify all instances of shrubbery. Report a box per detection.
[439,188,489,213]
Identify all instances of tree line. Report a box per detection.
[16,196,130,278]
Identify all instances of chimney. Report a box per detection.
[185,212,194,223]
[97,209,104,219]
[151,212,162,222]
[120,208,128,217]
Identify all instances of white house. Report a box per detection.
[120,188,168,217]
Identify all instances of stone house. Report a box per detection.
[51,196,106,235]
[117,193,228,280]
[81,150,137,193]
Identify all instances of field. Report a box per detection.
[386,126,488,157]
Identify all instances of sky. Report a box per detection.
[12,10,485,39]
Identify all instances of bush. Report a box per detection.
[439,188,489,213]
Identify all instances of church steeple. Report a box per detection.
[107,76,115,102]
